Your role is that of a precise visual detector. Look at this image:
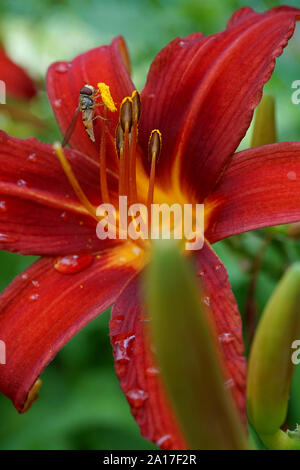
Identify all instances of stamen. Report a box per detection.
[120,97,133,134]
[99,106,110,204]
[119,97,133,197]
[132,90,141,124]
[115,123,125,195]
[53,143,98,221]
[129,90,141,205]
[147,130,162,234]
[97,82,117,112]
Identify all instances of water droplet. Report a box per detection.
[179,40,186,47]
[201,295,211,306]
[28,292,39,302]
[55,63,68,73]
[148,93,156,100]
[60,211,69,221]
[53,253,94,274]
[54,98,62,108]
[197,269,205,277]
[17,179,27,187]
[224,378,235,389]
[126,389,148,408]
[21,273,29,280]
[218,332,234,344]
[113,333,135,363]
[214,263,222,272]
[287,171,297,181]
[27,153,37,163]
[146,366,159,377]
[0,233,18,243]
[0,201,7,212]
[156,434,173,450]
[31,280,40,287]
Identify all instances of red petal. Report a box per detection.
[140,6,300,200]
[0,131,118,255]
[110,243,247,449]
[206,143,300,243]
[110,274,187,450]
[194,242,247,422]
[46,36,134,163]
[0,245,136,412]
[0,45,37,100]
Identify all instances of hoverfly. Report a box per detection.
[62,84,104,147]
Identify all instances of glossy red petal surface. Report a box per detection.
[110,274,187,450]
[206,143,300,243]
[0,131,118,255]
[139,7,300,201]
[46,36,134,164]
[0,246,136,412]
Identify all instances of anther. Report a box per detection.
[131,90,141,124]
[120,97,133,133]
[115,122,124,160]
[97,82,117,112]
[147,130,162,234]
[148,129,162,162]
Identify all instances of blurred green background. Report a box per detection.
[0,0,300,450]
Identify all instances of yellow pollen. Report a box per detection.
[97,82,117,112]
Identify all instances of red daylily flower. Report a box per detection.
[0,45,37,100]
[1,6,300,450]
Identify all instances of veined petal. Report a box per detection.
[46,36,134,163]
[110,274,187,450]
[193,242,247,421]
[206,143,300,243]
[0,244,141,412]
[110,243,247,450]
[0,131,118,255]
[0,45,37,100]
[140,6,300,200]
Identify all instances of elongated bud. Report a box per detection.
[247,263,300,449]
[120,97,133,133]
[145,240,250,450]
[131,90,141,124]
[251,94,277,147]
[115,122,124,159]
[148,129,162,162]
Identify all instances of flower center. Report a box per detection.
[53,84,162,249]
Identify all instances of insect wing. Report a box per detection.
[62,106,80,147]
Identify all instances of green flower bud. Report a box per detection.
[247,263,300,449]
[251,94,277,147]
[145,240,249,450]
